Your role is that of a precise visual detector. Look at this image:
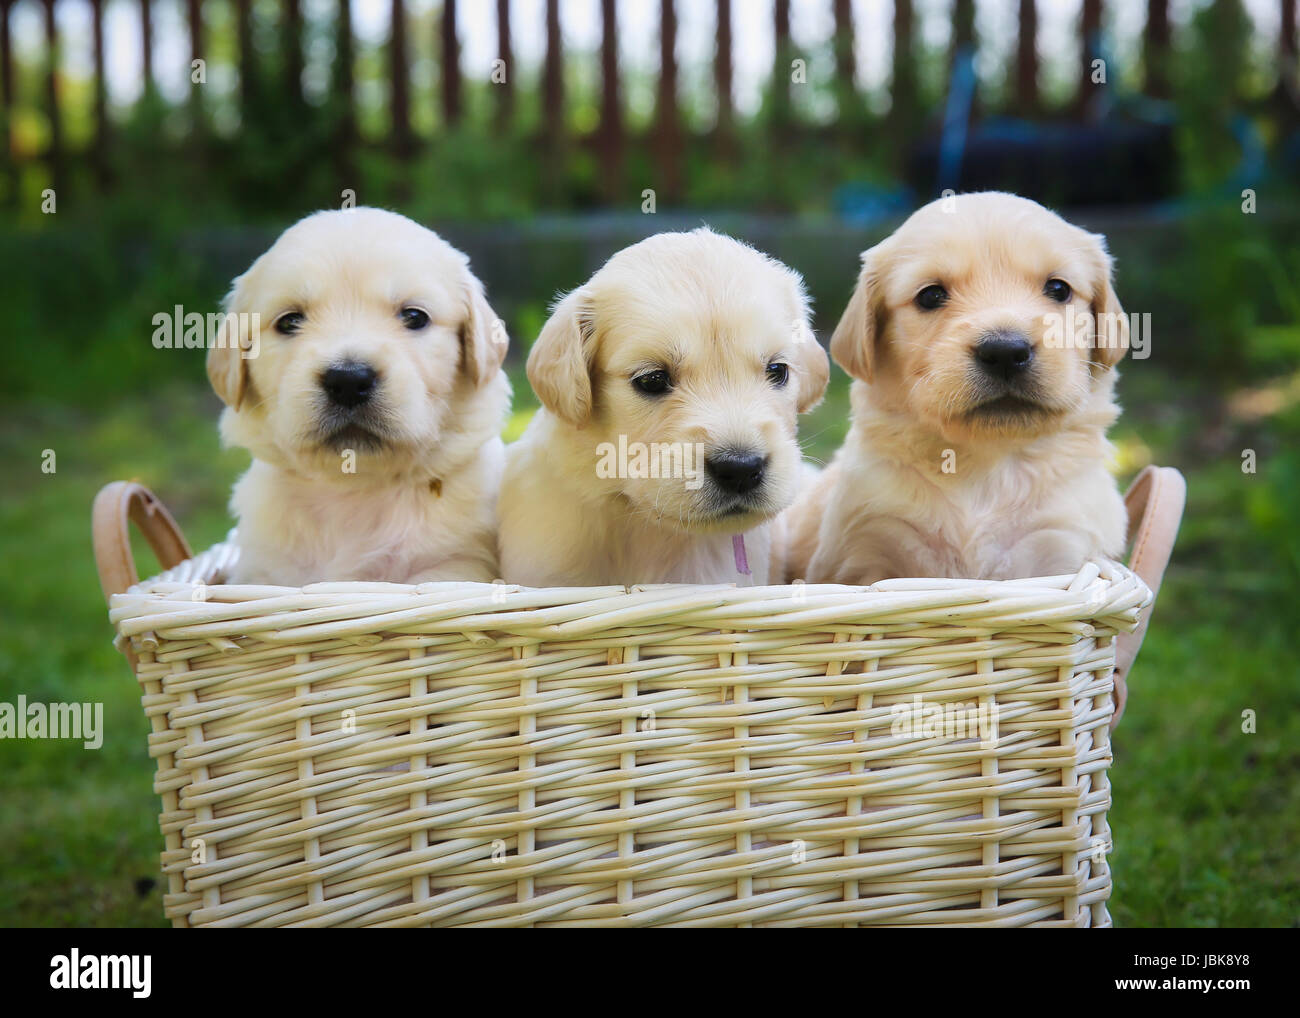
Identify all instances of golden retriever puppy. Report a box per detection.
[208,207,509,585]
[787,192,1128,584]
[499,228,829,586]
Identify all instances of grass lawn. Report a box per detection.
[1,367,1296,927]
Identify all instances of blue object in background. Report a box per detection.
[938,46,978,196]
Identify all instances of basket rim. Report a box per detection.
[107,538,1153,644]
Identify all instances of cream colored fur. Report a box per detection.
[209,207,510,585]
[787,192,1127,584]
[499,228,828,587]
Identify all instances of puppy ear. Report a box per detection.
[778,268,829,413]
[208,275,251,411]
[461,271,508,388]
[830,246,884,384]
[527,288,595,426]
[1087,233,1128,369]
[792,320,829,413]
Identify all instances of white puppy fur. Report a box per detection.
[209,207,510,585]
[787,192,1128,584]
[499,228,829,586]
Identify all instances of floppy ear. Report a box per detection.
[460,271,508,388]
[830,246,885,384]
[207,275,251,411]
[791,319,829,414]
[527,288,595,427]
[778,267,829,413]
[1087,233,1128,370]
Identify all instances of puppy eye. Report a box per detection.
[915,285,948,311]
[274,311,305,335]
[399,307,431,331]
[1044,278,1072,303]
[632,369,672,396]
[766,361,789,387]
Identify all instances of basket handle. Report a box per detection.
[92,481,193,607]
[1111,465,1186,728]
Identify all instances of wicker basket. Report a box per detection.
[93,467,1184,927]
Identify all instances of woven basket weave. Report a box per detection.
[93,468,1183,928]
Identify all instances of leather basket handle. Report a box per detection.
[92,481,193,607]
[1111,465,1186,729]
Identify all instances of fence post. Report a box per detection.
[0,0,9,206]
[1278,0,1297,113]
[890,0,918,143]
[543,0,564,201]
[1016,0,1039,115]
[187,0,203,130]
[89,0,108,185]
[141,0,153,96]
[771,0,792,130]
[390,0,413,157]
[654,0,682,203]
[1076,0,1104,119]
[284,0,305,111]
[442,0,462,126]
[598,0,622,202]
[334,0,356,184]
[1144,0,1171,98]
[495,0,513,129]
[714,0,733,156]
[833,0,858,121]
[236,0,257,122]
[43,0,63,199]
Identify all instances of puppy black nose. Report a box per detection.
[321,362,378,408]
[974,332,1034,379]
[706,451,768,496]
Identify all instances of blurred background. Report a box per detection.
[1,0,1297,927]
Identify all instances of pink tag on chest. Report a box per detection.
[732,534,751,576]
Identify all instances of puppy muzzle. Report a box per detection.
[314,361,394,452]
[699,447,774,519]
[973,330,1034,382]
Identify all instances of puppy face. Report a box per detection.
[528,229,828,533]
[209,208,506,477]
[832,192,1127,443]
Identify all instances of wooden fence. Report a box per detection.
[1,0,1296,201]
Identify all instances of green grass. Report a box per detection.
[1,367,1297,927]
[0,389,243,926]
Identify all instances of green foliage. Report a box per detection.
[0,225,224,403]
